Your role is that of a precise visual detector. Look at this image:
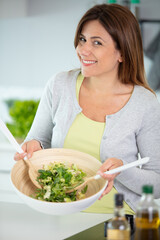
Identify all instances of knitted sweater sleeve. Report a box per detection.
[24,76,57,149]
[116,96,160,199]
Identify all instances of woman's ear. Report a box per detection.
[118,56,123,63]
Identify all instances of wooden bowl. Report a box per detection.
[11,148,107,215]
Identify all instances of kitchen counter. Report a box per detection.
[0,201,113,240]
[0,155,113,240]
[0,144,113,240]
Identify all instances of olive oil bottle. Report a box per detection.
[134,185,160,240]
[106,193,130,240]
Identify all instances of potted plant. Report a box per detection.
[5,99,39,143]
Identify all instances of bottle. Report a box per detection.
[106,193,130,240]
[134,185,160,240]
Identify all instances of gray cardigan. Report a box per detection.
[26,69,160,211]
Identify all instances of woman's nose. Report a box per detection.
[79,42,92,56]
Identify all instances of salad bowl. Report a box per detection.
[10,148,107,215]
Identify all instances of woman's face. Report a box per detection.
[76,20,122,78]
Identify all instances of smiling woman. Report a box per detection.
[14,3,160,216]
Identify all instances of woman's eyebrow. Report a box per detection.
[80,33,85,37]
[91,36,105,42]
[80,33,105,42]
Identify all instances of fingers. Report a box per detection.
[98,180,114,200]
[26,143,35,159]
[26,141,41,158]
[97,170,116,181]
[99,158,123,173]
[14,142,28,161]
[96,158,123,199]
[97,158,123,180]
[14,152,27,161]
[21,143,27,152]
[14,140,42,161]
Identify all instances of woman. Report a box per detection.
[14,4,160,214]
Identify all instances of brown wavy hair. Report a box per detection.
[74,4,154,93]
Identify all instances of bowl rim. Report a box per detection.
[10,148,108,204]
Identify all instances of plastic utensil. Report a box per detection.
[0,118,41,189]
[66,157,149,193]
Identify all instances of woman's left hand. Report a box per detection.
[97,158,123,200]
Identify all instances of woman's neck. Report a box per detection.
[83,75,123,96]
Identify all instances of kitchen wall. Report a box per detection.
[0,0,160,89]
[0,0,92,88]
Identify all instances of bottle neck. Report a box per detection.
[114,205,125,217]
[141,193,154,201]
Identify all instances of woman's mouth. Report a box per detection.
[81,59,97,66]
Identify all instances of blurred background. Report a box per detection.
[0,0,160,202]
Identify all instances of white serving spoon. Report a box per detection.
[0,118,41,189]
[66,157,149,193]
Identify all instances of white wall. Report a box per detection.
[0,0,97,88]
[0,0,159,88]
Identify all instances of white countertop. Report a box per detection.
[0,152,113,240]
[0,200,112,240]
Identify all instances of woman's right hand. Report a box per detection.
[14,139,42,161]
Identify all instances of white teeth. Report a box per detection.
[82,60,96,64]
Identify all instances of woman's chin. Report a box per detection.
[81,70,93,78]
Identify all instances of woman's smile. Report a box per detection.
[81,59,97,66]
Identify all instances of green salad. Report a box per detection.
[33,162,88,202]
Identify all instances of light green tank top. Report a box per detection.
[64,73,134,214]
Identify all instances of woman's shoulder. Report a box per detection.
[133,85,160,113]
[42,69,81,102]
[47,69,80,87]
[134,85,159,104]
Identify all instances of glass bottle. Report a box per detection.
[134,185,160,240]
[106,193,130,240]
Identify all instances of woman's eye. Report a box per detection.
[94,41,102,46]
[79,37,86,42]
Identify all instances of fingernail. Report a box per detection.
[27,153,31,158]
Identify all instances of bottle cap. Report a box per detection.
[115,193,124,207]
[131,0,140,4]
[107,0,117,3]
[142,185,153,194]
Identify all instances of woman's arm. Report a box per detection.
[99,98,160,199]
[14,76,57,160]
[118,100,160,198]
[24,77,56,149]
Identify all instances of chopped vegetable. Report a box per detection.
[33,162,88,202]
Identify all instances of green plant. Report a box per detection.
[5,99,40,139]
